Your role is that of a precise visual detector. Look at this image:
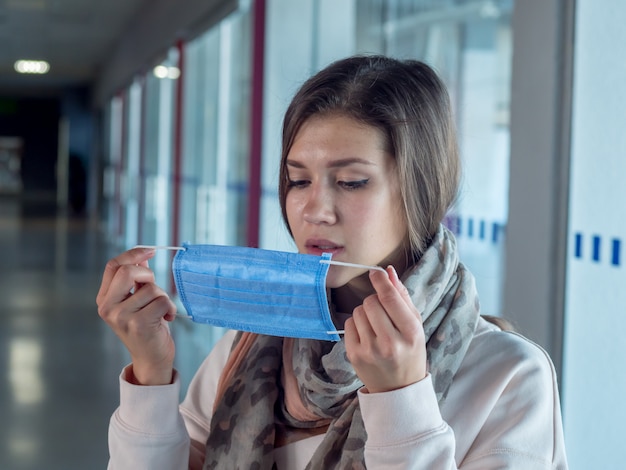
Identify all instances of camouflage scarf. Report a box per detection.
[203,225,480,469]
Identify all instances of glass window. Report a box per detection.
[180,6,252,248]
[172,2,253,391]
[103,95,123,244]
[122,80,142,250]
[141,48,178,284]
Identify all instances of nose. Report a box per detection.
[302,183,337,225]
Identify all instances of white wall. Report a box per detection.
[562,1,626,467]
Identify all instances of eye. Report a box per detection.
[287,179,310,189]
[338,179,369,190]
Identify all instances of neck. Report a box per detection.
[331,250,412,319]
[331,273,373,317]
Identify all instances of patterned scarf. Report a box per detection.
[202,225,480,469]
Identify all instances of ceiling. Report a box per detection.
[0,0,147,96]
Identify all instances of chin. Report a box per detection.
[324,274,343,289]
[324,269,367,289]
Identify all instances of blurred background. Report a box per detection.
[0,0,623,468]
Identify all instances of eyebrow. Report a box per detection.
[286,157,376,169]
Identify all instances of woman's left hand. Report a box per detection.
[344,266,428,393]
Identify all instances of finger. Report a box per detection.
[351,304,377,342]
[129,288,178,324]
[344,311,376,368]
[102,264,157,306]
[343,317,360,351]
[97,247,156,302]
[142,287,177,322]
[360,294,398,339]
[369,268,420,335]
[103,284,177,329]
[387,266,422,324]
[123,282,174,315]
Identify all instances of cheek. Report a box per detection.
[363,194,407,243]
[349,194,397,224]
[285,193,302,232]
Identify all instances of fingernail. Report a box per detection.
[387,265,398,279]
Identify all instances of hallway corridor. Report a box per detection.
[0,195,128,469]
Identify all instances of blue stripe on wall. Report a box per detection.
[572,232,623,267]
[443,223,622,267]
[574,233,583,258]
[492,222,499,243]
[592,235,601,262]
[443,216,506,245]
[612,239,621,266]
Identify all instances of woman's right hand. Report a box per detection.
[96,247,178,386]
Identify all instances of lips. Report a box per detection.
[305,239,343,256]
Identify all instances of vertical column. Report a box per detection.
[172,39,185,250]
[117,91,127,245]
[170,40,186,292]
[503,0,573,372]
[138,76,147,244]
[56,118,70,211]
[247,0,266,248]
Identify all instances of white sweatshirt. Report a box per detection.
[107,318,568,469]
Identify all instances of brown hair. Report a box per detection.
[278,55,460,258]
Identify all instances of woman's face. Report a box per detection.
[285,114,409,289]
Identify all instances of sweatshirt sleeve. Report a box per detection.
[107,367,190,470]
[107,330,237,470]
[359,374,456,469]
[358,329,569,470]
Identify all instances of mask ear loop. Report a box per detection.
[134,244,186,251]
[320,259,386,272]
[320,259,386,335]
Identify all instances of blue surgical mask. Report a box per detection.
[169,243,383,341]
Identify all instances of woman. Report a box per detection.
[98,55,568,469]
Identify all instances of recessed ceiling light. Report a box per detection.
[153,65,169,79]
[167,67,180,79]
[153,65,180,80]
[14,60,50,74]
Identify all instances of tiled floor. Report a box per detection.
[0,196,128,469]
[0,195,226,469]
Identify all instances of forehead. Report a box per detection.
[287,114,392,167]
